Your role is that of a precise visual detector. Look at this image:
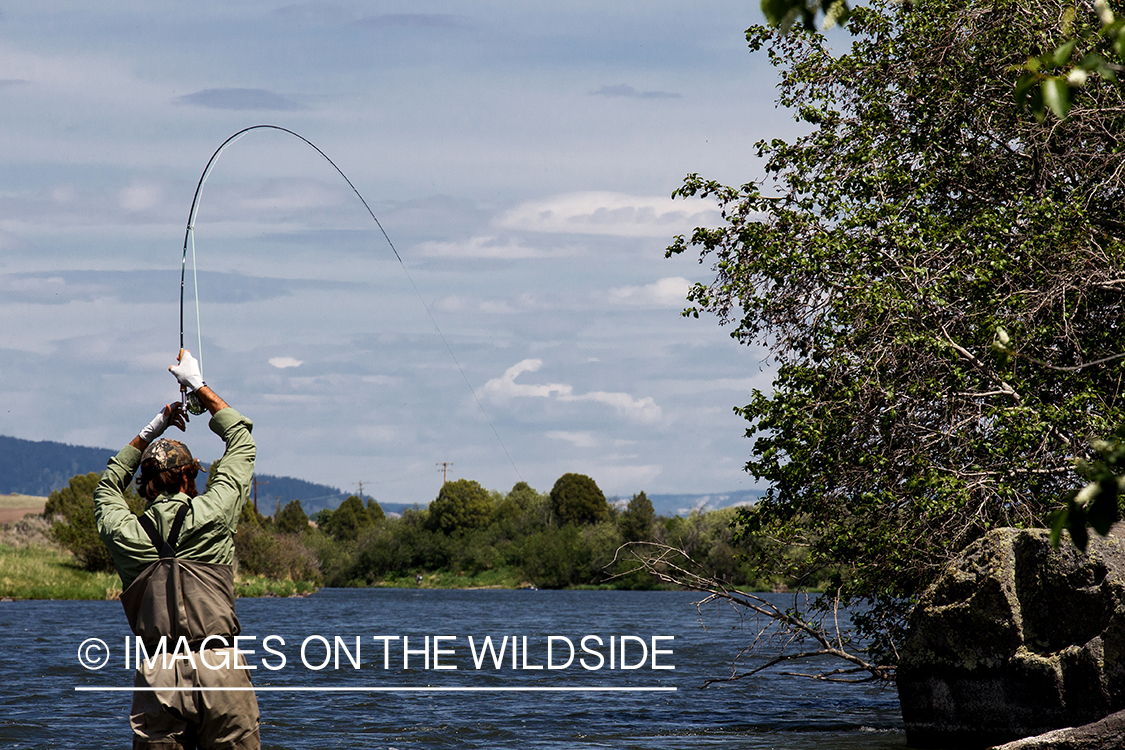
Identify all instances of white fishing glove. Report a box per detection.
[169,349,205,393]
[138,402,187,443]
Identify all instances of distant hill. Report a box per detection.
[646,490,765,517]
[247,475,349,516]
[0,434,761,519]
[0,435,353,513]
[0,435,117,497]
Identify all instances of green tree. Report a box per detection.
[321,495,373,541]
[427,479,492,534]
[549,473,609,526]
[366,498,385,525]
[507,481,540,510]
[275,499,310,534]
[45,472,143,571]
[667,0,1125,675]
[618,491,656,542]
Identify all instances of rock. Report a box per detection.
[897,525,1125,748]
[989,708,1125,750]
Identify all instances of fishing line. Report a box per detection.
[179,124,523,482]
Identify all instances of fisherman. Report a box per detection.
[94,349,260,750]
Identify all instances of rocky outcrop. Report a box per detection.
[990,708,1125,750]
[897,525,1125,748]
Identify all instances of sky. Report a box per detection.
[0,2,800,507]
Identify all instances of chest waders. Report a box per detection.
[121,502,241,653]
[122,501,261,750]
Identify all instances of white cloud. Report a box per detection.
[496,192,722,238]
[435,295,515,315]
[592,464,664,492]
[269,356,303,368]
[417,235,556,259]
[608,276,691,307]
[235,179,347,214]
[479,359,662,423]
[119,180,164,212]
[479,359,570,400]
[479,300,515,314]
[546,430,598,448]
[354,424,398,443]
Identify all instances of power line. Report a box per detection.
[436,462,453,485]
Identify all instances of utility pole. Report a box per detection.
[353,481,369,501]
[251,476,269,513]
[436,462,453,485]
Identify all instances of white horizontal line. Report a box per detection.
[76,686,676,693]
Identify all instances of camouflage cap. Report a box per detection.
[140,438,198,473]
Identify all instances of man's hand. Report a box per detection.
[135,402,187,448]
[170,349,205,393]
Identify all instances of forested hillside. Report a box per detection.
[0,436,115,496]
[0,434,351,509]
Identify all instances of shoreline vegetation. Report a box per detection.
[2,473,801,600]
[0,516,317,600]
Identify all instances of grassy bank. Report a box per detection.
[0,543,317,600]
[369,566,534,589]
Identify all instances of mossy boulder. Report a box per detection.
[898,526,1125,748]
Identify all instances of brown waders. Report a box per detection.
[122,502,260,750]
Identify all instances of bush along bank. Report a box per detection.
[33,471,807,595]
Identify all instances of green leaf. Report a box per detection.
[1088,479,1119,535]
[1048,507,1068,548]
[1052,39,1078,67]
[1060,6,1076,36]
[1015,73,1039,107]
[1067,501,1089,552]
[1041,77,1073,119]
[1048,39,1075,66]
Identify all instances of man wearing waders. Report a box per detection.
[94,350,260,750]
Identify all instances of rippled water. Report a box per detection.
[0,589,906,748]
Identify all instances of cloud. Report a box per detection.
[417,235,554,259]
[608,276,690,307]
[273,3,354,22]
[435,294,516,315]
[479,300,515,314]
[479,359,662,423]
[496,192,721,238]
[269,357,303,369]
[593,464,664,490]
[118,180,164,213]
[174,88,305,111]
[591,84,680,100]
[355,14,467,29]
[546,431,598,448]
[0,78,29,88]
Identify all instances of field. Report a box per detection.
[0,494,47,525]
[0,542,319,600]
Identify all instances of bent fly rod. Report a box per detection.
[177,125,521,479]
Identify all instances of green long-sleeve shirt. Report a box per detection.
[94,407,255,589]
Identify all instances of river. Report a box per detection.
[0,589,906,748]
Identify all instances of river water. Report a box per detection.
[0,589,906,748]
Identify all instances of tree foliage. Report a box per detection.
[619,491,656,542]
[668,0,1125,667]
[427,479,493,534]
[274,499,310,534]
[45,471,143,571]
[320,495,374,541]
[1017,0,1125,121]
[366,498,385,524]
[549,473,610,526]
